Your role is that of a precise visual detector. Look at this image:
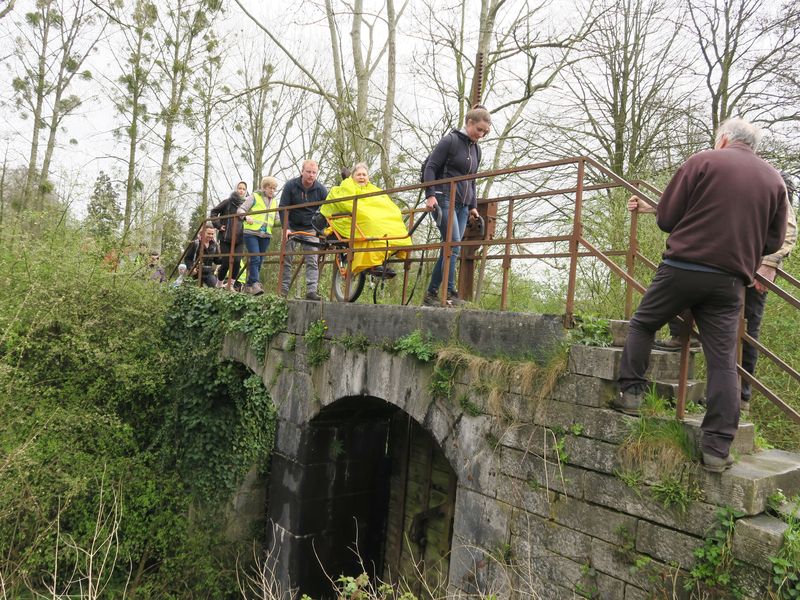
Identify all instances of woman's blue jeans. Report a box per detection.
[244,234,271,285]
[428,201,469,295]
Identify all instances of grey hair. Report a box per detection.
[351,162,369,174]
[715,118,762,151]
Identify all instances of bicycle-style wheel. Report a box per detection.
[332,253,366,302]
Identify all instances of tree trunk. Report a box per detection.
[380,0,397,188]
[22,4,50,209]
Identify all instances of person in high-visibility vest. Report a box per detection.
[241,176,280,295]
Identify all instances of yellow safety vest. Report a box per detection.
[243,192,276,235]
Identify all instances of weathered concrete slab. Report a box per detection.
[456,310,564,360]
[635,520,700,568]
[682,414,755,456]
[733,513,789,571]
[301,301,566,359]
[700,449,800,515]
[583,471,718,537]
[551,373,618,408]
[654,379,706,405]
[568,344,694,381]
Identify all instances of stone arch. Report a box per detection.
[222,333,500,596]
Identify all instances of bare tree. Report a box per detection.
[544,0,696,178]
[187,28,228,220]
[232,0,408,185]
[149,0,219,252]
[107,0,158,238]
[10,0,105,209]
[0,0,15,20]
[687,0,800,143]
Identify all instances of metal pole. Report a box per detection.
[676,314,693,421]
[500,199,514,310]
[625,207,638,319]
[227,216,237,290]
[565,159,585,326]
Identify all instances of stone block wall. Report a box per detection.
[221,301,796,599]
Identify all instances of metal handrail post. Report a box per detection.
[226,216,237,290]
[277,207,288,296]
[565,159,585,325]
[625,204,639,319]
[676,314,693,421]
[500,199,514,310]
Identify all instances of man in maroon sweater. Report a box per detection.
[614,118,787,472]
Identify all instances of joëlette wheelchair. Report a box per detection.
[284,204,442,303]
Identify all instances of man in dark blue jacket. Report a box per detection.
[279,160,328,300]
[422,105,491,307]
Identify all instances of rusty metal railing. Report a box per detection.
[173,157,798,425]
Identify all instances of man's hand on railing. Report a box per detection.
[425,195,438,209]
[754,264,777,294]
[627,195,656,214]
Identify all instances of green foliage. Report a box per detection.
[493,542,513,566]
[576,562,599,598]
[571,314,612,347]
[336,333,370,353]
[0,217,281,597]
[569,422,585,436]
[429,361,456,399]
[770,503,800,599]
[615,468,644,488]
[650,468,702,514]
[163,287,281,504]
[305,319,330,367]
[392,329,437,362]
[768,489,789,514]
[84,170,122,240]
[459,393,483,416]
[685,507,744,598]
[640,385,671,416]
[334,572,416,600]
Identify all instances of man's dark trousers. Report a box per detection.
[619,264,744,458]
[667,283,767,402]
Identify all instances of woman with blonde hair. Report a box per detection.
[321,162,408,275]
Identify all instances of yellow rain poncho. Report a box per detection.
[321,177,409,274]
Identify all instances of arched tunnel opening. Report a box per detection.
[266,396,457,598]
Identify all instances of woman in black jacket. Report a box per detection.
[422,105,491,307]
[185,222,221,287]
[210,181,248,288]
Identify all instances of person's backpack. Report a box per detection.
[420,132,456,183]
[419,131,482,184]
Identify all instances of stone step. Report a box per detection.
[569,344,695,381]
[654,379,706,406]
[681,415,756,456]
[609,320,631,347]
[700,449,800,515]
[550,373,706,410]
[609,320,703,353]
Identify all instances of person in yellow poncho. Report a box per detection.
[320,163,409,275]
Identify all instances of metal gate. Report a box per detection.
[382,413,457,596]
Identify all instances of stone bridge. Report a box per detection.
[222,301,800,600]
